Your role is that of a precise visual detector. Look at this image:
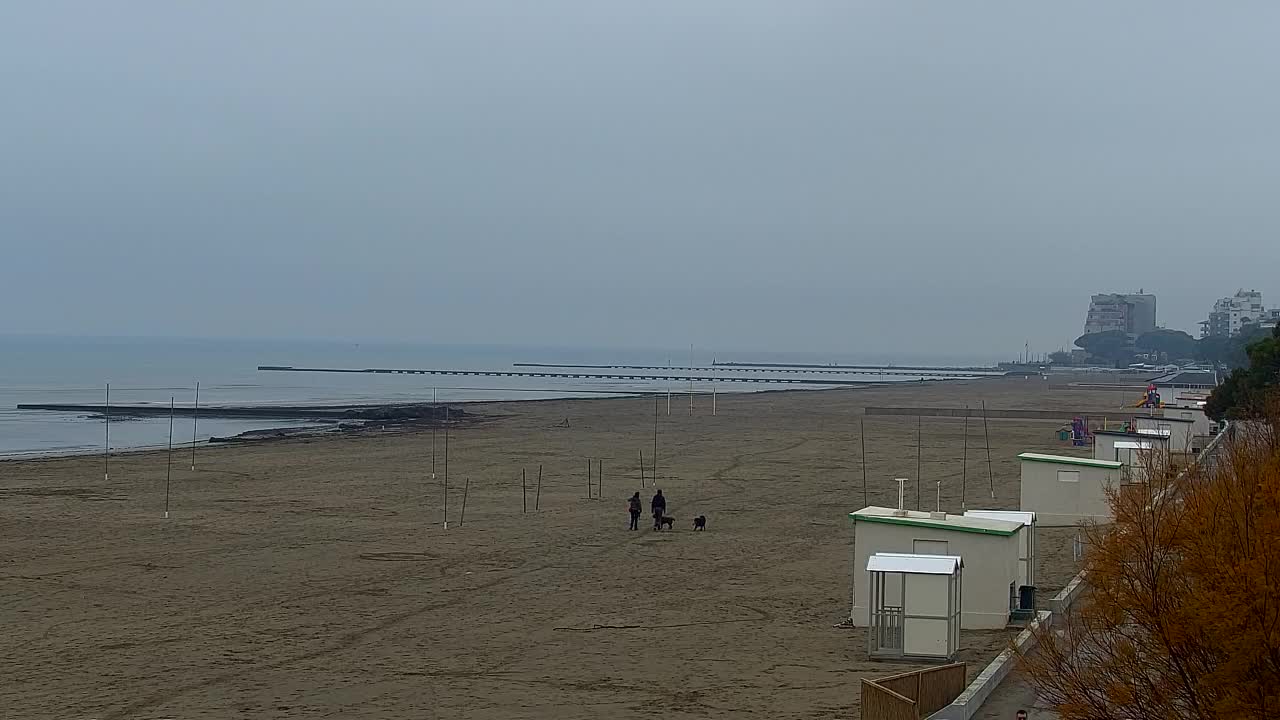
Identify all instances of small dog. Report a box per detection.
[692,515,707,531]
[656,516,675,530]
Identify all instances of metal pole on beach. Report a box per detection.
[598,459,603,500]
[652,395,659,486]
[916,415,922,510]
[104,383,111,481]
[982,400,995,498]
[860,418,868,507]
[961,407,969,509]
[639,449,645,487]
[190,381,200,470]
[431,387,437,480]
[688,344,694,415]
[586,458,591,498]
[443,405,450,529]
[536,465,543,510]
[522,468,528,513]
[164,396,174,518]
[459,478,470,526]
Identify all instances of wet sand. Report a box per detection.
[1,377,1128,719]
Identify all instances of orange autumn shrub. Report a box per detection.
[1018,408,1280,719]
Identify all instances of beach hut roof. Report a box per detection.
[963,510,1035,526]
[850,506,1021,536]
[866,552,963,575]
[1017,452,1124,469]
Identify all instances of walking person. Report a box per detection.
[627,492,642,530]
[651,489,666,530]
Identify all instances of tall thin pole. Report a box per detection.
[916,415,922,510]
[536,465,543,511]
[688,344,694,415]
[459,478,470,526]
[860,418,868,507]
[431,388,437,479]
[443,405,450,528]
[190,381,200,471]
[598,459,603,500]
[639,449,645,487]
[103,383,111,481]
[961,407,969,509]
[712,375,717,416]
[586,458,592,498]
[652,395,659,486]
[982,400,995,498]
[522,468,528,513]
[666,357,671,416]
[164,396,174,518]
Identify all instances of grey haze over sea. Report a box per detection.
[0,336,998,458]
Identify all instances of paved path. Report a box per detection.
[976,664,1059,719]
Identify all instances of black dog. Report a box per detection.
[693,515,707,531]
[657,516,675,530]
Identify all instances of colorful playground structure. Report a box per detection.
[1134,384,1162,408]
[1057,416,1093,446]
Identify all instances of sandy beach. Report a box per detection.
[1,377,1131,719]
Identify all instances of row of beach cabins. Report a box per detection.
[847,371,1219,662]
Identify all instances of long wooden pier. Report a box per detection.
[513,362,992,378]
[258,365,883,386]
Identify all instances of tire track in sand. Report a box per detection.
[98,530,653,720]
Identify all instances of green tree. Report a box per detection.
[1074,330,1134,368]
[1198,325,1270,369]
[1136,329,1197,361]
[1049,350,1072,365]
[1205,325,1280,421]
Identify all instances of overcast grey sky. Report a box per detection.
[3,2,1278,359]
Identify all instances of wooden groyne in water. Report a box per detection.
[515,362,997,377]
[257,365,888,386]
[16,403,461,422]
[865,406,1120,421]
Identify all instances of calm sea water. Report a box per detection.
[0,336,988,457]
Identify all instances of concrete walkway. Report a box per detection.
[975,667,1059,719]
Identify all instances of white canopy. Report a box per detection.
[964,510,1035,526]
[866,552,962,575]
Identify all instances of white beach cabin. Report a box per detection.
[1018,452,1125,525]
[866,553,962,662]
[1135,415,1195,453]
[964,510,1036,604]
[1093,430,1170,482]
[1164,404,1212,438]
[850,506,1022,630]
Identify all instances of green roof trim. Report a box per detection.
[848,512,1019,536]
[1018,452,1123,469]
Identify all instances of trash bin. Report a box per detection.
[1019,585,1037,610]
[1057,429,1071,441]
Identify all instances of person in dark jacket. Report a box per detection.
[627,492,642,530]
[651,489,667,530]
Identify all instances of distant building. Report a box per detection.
[1200,289,1266,338]
[1151,369,1219,407]
[1261,308,1280,332]
[1084,292,1157,338]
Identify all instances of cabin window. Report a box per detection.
[914,539,949,555]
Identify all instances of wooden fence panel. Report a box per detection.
[915,664,968,716]
[860,679,918,720]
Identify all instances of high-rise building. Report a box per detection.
[1083,292,1157,338]
[1200,289,1265,338]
